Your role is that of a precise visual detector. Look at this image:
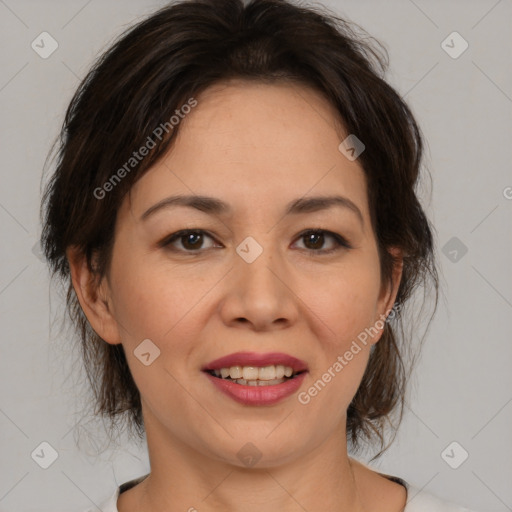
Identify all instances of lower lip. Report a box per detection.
[204,371,307,406]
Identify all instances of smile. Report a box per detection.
[202,351,309,405]
[207,364,304,386]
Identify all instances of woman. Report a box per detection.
[40,0,477,510]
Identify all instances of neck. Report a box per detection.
[131,408,366,512]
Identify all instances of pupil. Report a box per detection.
[184,232,201,249]
[306,232,323,249]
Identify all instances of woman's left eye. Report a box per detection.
[293,229,351,254]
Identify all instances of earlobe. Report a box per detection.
[66,246,121,345]
[372,246,404,344]
[382,246,404,312]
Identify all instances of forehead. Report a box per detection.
[125,80,370,224]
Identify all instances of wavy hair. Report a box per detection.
[41,0,439,457]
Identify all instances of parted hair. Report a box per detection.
[41,0,439,456]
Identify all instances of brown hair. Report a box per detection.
[40,0,439,457]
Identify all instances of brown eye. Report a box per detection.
[294,229,351,254]
[161,229,219,252]
[303,232,325,250]
[181,231,204,250]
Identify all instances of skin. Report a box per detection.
[67,80,406,511]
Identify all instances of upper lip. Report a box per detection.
[202,351,309,373]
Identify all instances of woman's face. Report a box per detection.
[88,80,401,467]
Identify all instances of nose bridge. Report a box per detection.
[223,233,298,329]
[235,237,281,290]
[235,233,282,295]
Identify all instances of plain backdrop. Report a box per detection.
[0,0,511,511]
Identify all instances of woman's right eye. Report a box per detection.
[160,229,221,253]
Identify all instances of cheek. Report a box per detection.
[297,279,376,430]
[106,257,210,401]
[303,260,382,347]
[108,250,205,344]
[297,256,381,408]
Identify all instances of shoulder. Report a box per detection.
[404,484,479,512]
[349,459,478,512]
[81,473,149,512]
[81,489,119,512]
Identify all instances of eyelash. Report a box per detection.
[159,229,352,255]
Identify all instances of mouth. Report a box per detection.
[201,351,309,405]
[205,365,307,386]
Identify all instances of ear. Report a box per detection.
[371,246,404,344]
[66,246,121,345]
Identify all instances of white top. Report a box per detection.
[86,473,478,512]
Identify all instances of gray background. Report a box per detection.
[0,0,511,511]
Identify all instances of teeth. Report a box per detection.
[230,366,242,379]
[211,364,297,381]
[258,365,276,380]
[242,366,259,381]
[239,378,286,386]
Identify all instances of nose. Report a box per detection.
[218,240,299,332]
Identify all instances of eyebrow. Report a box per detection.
[140,194,364,226]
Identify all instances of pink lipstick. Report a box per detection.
[202,351,308,406]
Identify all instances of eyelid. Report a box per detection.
[159,228,352,254]
[293,229,352,252]
[158,229,220,250]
